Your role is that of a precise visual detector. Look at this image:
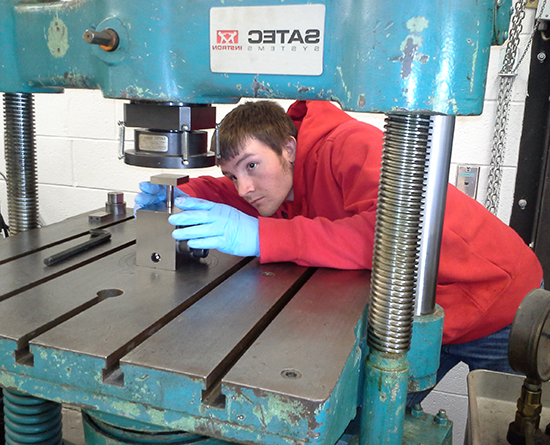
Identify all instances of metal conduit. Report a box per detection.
[367,113,431,354]
[4,92,39,235]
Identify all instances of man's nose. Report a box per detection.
[236,177,254,196]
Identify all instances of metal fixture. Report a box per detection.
[43,229,112,267]
[89,192,127,223]
[136,174,208,270]
[123,103,217,169]
[363,113,430,444]
[456,165,480,199]
[519,198,528,210]
[105,192,126,215]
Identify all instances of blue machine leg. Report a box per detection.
[360,351,409,444]
[3,389,62,445]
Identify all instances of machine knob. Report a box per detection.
[83,28,119,52]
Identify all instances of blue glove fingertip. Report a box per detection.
[139,182,159,194]
[174,196,187,209]
[168,213,183,226]
[171,227,186,241]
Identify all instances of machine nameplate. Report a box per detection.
[139,134,169,152]
[210,4,325,76]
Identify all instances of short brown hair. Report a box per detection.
[216,101,297,161]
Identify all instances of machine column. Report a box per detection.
[415,115,455,316]
[3,93,45,445]
[361,114,455,444]
[3,92,39,234]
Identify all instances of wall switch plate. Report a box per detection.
[456,165,480,199]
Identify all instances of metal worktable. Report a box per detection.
[0,208,370,445]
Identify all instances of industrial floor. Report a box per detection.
[62,406,86,445]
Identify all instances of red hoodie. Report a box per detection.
[180,100,543,344]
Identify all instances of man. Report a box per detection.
[135,100,543,401]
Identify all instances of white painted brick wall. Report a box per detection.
[0,6,538,445]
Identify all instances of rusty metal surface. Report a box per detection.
[222,268,369,401]
[28,249,247,367]
[121,261,313,388]
[0,208,133,264]
[0,210,370,443]
[0,217,136,303]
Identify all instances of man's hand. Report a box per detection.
[134,182,188,213]
[168,197,260,258]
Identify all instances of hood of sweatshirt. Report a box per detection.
[286,100,357,216]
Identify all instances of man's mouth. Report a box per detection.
[249,197,263,206]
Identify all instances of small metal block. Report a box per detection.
[150,174,189,187]
[136,204,180,271]
[88,211,112,223]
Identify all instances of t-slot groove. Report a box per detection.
[201,267,317,408]
[0,214,134,266]
[0,240,136,304]
[101,256,254,386]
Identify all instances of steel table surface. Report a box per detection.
[0,209,370,445]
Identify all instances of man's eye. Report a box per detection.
[247,162,257,170]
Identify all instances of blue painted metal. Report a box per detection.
[360,351,409,444]
[0,309,367,445]
[3,389,62,445]
[407,306,445,392]
[0,293,445,445]
[403,406,452,444]
[0,0,510,115]
[82,411,214,445]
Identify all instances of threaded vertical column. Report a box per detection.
[367,113,431,354]
[3,93,39,235]
[3,92,41,445]
[3,389,62,445]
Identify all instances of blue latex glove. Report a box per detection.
[134,182,188,213]
[168,197,260,257]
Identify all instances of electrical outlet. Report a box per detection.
[456,165,480,199]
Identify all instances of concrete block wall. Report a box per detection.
[0,6,538,445]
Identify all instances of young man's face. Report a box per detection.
[220,137,296,217]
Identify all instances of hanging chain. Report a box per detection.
[486,0,547,214]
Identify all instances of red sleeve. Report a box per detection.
[259,213,377,269]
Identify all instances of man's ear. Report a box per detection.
[284,137,297,163]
